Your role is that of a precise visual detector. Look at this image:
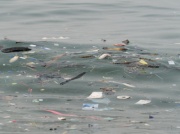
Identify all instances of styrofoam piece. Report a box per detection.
[87,92,103,99]
[135,100,151,105]
[168,60,175,65]
[117,96,131,100]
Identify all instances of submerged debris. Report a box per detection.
[60,72,86,85]
[1,47,31,53]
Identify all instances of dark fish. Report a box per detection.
[1,47,31,53]
[60,72,86,85]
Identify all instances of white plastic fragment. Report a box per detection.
[58,36,69,39]
[168,60,175,65]
[122,83,135,88]
[135,100,151,105]
[117,96,131,100]
[87,92,103,99]
[58,117,66,120]
[9,56,19,63]
[82,103,98,110]
[29,44,36,47]
[98,53,111,59]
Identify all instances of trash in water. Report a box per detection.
[29,44,36,47]
[82,103,99,110]
[168,60,175,65]
[135,100,151,105]
[139,59,148,65]
[98,53,111,59]
[1,47,31,53]
[100,87,116,95]
[117,96,131,100]
[103,47,127,51]
[9,55,19,63]
[87,92,103,99]
[103,117,114,121]
[113,43,126,46]
[149,115,154,119]
[58,117,66,121]
[60,72,86,85]
[32,99,43,103]
[45,110,77,117]
[80,55,94,58]
[122,83,135,88]
[122,39,130,45]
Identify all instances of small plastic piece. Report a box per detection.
[117,96,131,100]
[168,60,175,65]
[82,103,98,110]
[87,92,103,99]
[9,56,19,63]
[139,59,148,65]
[135,100,151,105]
[98,53,111,59]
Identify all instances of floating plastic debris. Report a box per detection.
[60,72,86,85]
[29,44,36,47]
[113,43,126,46]
[82,103,99,110]
[98,53,111,59]
[100,87,116,95]
[45,110,77,117]
[122,39,130,45]
[103,47,127,51]
[117,96,131,100]
[135,100,151,105]
[168,60,175,65]
[58,117,66,121]
[1,47,31,53]
[87,92,103,99]
[122,83,135,88]
[9,55,19,63]
[139,59,148,65]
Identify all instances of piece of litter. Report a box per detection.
[44,47,51,50]
[87,92,103,99]
[139,59,148,65]
[9,56,19,63]
[144,123,150,126]
[135,100,151,105]
[12,83,17,85]
[117,96,131,100]
[58,36,69,39]
[82,103,98,110]
[168,60,175,65]
[58,117,66,120]
[38,99,43,102]
[98,53,111,59]
[40,89,45,91]
[122,83,135,88]
[45,110,77,117]
[29,44,36,47]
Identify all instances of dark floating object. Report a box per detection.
[60,72,86,85]
[122,39,129,45]
[1,47,31,53]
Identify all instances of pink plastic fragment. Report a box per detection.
[45,110,77,117]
